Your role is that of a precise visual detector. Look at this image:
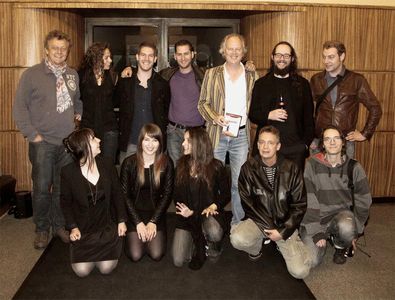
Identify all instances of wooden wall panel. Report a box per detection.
[0,69,25,131]
[0,132,31,191]
[0,3,13,67]
[243,7,395,72]
[355,133,395,196]
[13,8,84,68]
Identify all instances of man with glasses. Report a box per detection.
[13,30,83,249]
[249,41,314,170]
[230,125,309,279]
[198,33,258,225]
[300,125,372,267]
[310,41,382,158]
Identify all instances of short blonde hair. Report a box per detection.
[219,33,247,58]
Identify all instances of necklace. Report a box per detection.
[82,163,98,206]
[87,180,97,206]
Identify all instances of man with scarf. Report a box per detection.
[13,30,82,249]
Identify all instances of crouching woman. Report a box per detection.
[172,127,230,270]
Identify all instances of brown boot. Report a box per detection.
[34,232,49,249]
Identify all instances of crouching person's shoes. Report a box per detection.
[55,227,70,243]
[248,251,262,261]
[34,232,49,249]
[333,248,347,264]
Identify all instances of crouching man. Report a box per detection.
[300,125,372,267]
[230,125,309,279]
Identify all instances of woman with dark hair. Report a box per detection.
[120,123,174,262]
[79,42,119,163]
[60,128,127,277]
[172,127,230,270]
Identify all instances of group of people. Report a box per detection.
[13,29,381,279]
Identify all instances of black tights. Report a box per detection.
[125,230,166,262]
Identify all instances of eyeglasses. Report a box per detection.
[323,136,342,143]
[274,53,291,60]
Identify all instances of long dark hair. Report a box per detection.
[136,123,167,187]
[63,128,96,169]
[176,127,219,190]
[79,42,115,85]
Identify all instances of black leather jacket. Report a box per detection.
[115,71,170,151]
[238,155,306,239]
[119,154,174,225]
[159,64,205,89]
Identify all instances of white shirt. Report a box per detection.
[224,63,247,126]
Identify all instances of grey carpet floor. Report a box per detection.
[1,203,394,300]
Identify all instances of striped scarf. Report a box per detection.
[45,58,72,113]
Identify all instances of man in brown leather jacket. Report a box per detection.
[310,41,382,158]
[230,125,310,279]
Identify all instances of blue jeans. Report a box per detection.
[166,124,185,167]
[29,141,72,233]
[214,128,248,225]
[100,130,118,164]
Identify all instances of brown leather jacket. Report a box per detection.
[310,69,382,139]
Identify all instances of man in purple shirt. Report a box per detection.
[160,40,205,166]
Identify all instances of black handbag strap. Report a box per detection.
[347,158,356,211]
[315,70,349,116]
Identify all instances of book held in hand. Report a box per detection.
[222,113,242,137]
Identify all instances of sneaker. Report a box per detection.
[248,251,262,261]
[34,232,49,249]
[55,227,70,243]
[333,248,347,264]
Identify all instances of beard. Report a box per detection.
[274,65,291,77]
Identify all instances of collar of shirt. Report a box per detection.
[325,65,346,80]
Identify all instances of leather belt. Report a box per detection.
[239,125,246,129]
[169,121,205,130]
[169,121,187,129]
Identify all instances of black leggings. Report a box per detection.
[125,230,166,262]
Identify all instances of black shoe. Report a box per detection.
[54,227,70,243]
[333,248,347,264]
[206,241,223,263]
[248,251,262,261]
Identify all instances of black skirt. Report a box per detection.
[70,224,123,263]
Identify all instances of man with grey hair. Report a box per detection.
[198,33,258,225]
[13,29,82,249]
[310,40,382,158]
